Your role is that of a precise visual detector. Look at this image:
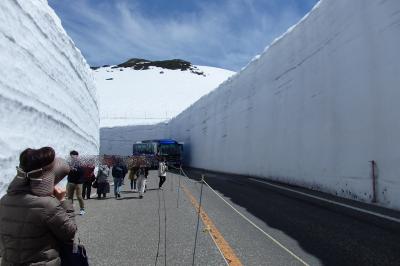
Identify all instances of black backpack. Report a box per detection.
[112,165,124,178]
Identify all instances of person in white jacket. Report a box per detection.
[158,158,168,189]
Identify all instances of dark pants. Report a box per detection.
[130,179,137,190]
[97,193,106,198]
[114,178,123,196]
[97,182,109,199]
[82,181,92,199]
[159,176,166,188]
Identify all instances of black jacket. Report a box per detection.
[112,162,128,179]
[67,162,84,184]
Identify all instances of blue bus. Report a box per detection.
[132,139,183,169]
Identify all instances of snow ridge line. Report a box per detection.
[0,93,99,150]
[274,32,341,81]
[0,32,98,126]
[0,155,15,161]
[15,0,98,106]
[11,0,98,110]
[0,79,98,146]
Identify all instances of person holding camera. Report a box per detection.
[0,147,77,265]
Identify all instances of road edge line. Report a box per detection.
[249,178,400,224]
[202,179,309,266]
[182,184,242,266]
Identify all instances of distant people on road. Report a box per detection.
[136,165,149,199]
[0,147,77,265]
[96,161,111,199]
[82,159,95,200]
[67,150,85,215]
[158,157,168,189]
[112,157,128,198]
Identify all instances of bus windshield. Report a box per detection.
[159,144,180,156]
[133,143,154,154]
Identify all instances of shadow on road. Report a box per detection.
[117,196,140,200]
[180,168,400,266]
[120,190,138,194]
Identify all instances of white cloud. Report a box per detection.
[49,0,317,70]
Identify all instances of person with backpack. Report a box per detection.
[112,157,128,198]
[158,157,168,189]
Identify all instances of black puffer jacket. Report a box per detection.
[67,163,84,184]
[0,177,77,266]
[111,162,128,179]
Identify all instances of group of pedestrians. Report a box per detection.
[66,153,168,202]
[65,150,110,215]
[0,146,170,265]
[124,157,168,199]
[111,159,166,199]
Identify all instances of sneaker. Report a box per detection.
[118,193,121,198]
[139,195,143,199]
[79,209,85,215]
[133,189,138,192]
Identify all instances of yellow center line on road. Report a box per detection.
[182,184,243,266]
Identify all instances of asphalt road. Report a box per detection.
[74,169,400,265]
[180,168,400,266]
[74,172,225,266]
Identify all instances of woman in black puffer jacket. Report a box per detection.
[0,147,77,266]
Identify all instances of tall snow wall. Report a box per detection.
[100,0,400,210]
[0,0,99,195]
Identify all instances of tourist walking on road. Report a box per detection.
[0,147,77,265]
[96,162,111,199]
[158,157,168,189]
[136,166,148,199]
[82,159,95,200]
[112,157,128,198]
[129,165,138,191]
[67,150,86,215]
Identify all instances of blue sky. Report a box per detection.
[48,0,318,71]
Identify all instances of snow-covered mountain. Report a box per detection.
[93,59,235,128]
[0,0,99,195]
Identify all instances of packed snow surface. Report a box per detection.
[94,65,235,127]
[101,0,400,210]
[0,0,99,195]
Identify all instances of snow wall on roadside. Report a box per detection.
[0,0,99,195]
[101,0,400,210]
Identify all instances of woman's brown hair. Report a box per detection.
[19,147,55,172]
